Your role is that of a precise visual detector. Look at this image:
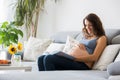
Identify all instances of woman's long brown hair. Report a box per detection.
[82,13,105,38]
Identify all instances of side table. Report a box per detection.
[0,65,32,72]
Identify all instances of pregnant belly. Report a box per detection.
[68,46,85,57]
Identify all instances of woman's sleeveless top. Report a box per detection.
[80,37,98,54]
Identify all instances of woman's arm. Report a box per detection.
[71,36,107,62]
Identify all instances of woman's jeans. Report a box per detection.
[37,53,90,71]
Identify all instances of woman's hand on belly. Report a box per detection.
[68,44,87,58]
[77,44,86,50]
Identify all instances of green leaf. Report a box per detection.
[9,33,18,44]
[17,29,23,37]
[0,37,3,44]
[0,21,23,47]
[1,21,8,28]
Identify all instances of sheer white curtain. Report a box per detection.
[0,0,14,23]
[0,0,7,22]
[0,0,15,59]
[0,0,7,59]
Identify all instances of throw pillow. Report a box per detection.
[92,44,120,71]
[43,43,65,55]
[63,36,79,54]
[23,37,52,61]
[107,61,120,75]
[114,51,120,62]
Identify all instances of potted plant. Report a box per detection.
[13,0,58,39]
[0,21,23,48]
[13,0,45,39]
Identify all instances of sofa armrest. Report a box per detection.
[107,61,120,75]
[109,75,120,80]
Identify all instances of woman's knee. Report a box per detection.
[44,55,55,62]
[37,55,46,71]
[38,55,45,63]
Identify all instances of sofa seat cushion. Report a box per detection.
[21,61,38,72]
[0,70,108,80]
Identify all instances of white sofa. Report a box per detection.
[0,29,120,80]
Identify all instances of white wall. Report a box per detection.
[37,0,120,38]
[0,0,15,22]
[36,0,56,38]
[0,0,120,39]
[55,0,120,31]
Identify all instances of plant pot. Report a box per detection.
[0,49,8,60]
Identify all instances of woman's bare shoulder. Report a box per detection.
[97,35,107,42]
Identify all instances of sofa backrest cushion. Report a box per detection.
[51,29,120,44]
[111,35,120,44]
[105,29,120,44]
[50,31,80,43]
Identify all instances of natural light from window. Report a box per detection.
[0,0,14,23]
[0,0,7,23]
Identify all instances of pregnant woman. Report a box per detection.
[37,13,107,71]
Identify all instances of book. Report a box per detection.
[54,51,75,60]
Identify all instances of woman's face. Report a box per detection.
[84,19,94,34]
